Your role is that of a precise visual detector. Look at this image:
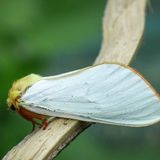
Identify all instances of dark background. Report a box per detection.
[0,0,160,159]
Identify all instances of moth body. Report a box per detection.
[7,64,160,129]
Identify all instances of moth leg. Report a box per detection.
[18,107,48,130]
[33,116,49,130]
[42,119,49,130]
[31,118,43,131]
[34,116,49,130]
[31,121,35,131]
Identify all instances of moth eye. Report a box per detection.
[10,105,16,111]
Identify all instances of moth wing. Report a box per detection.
[21,64,160,127]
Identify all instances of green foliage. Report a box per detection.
[1,0,160,159]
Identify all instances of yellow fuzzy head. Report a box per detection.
[7,74,42,111]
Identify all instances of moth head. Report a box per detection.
[7,74,42,111]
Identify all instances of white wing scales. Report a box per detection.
[21,64,160,127]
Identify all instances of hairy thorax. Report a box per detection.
[7,74,42,111]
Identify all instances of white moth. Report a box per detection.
[7,63,160,129]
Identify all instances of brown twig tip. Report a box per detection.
[3,0,147,160]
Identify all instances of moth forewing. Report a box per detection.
[20,63,160,127]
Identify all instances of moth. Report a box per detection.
[7,63,160,130]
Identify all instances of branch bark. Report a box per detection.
[3,0,147,160]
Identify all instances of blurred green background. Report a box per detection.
[1,0,160,159]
